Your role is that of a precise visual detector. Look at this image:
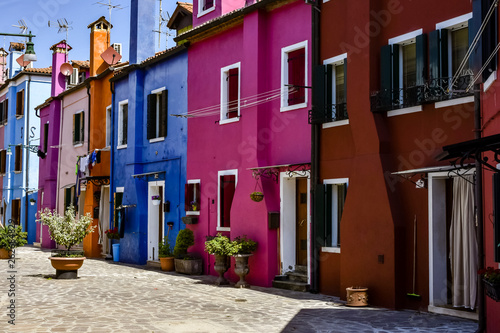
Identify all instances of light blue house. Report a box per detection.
[109,0,188,264]
[0,42,51,243]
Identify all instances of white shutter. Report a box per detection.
[70,68,79,85]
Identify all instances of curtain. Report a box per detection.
[98,186,110,254]
[450,175,477,309]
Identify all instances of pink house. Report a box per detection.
[180,0,312,288]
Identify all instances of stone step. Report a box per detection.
[146,260,161,268]
[295,265,307,274]
[272,279,310,292]
[286,271,308,283]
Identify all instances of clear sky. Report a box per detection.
[0,0,180,68]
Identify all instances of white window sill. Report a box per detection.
[321,247,341,254]
[216,227,230,232]
[14,171,22,174]
[73,143,83,148]
[280,102,308,113]
[435,96,474,109]
[186,211,200,216]
[219,117,239,125]
[15,115,23,119]
[322,119,349,129]
[197,6,215,18]
[484,71,497,92]
[149,137,165,143]
[117,144,127,150]
[387,105,423,117]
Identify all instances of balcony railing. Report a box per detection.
[370,75,473,113]
[309,102,348,125]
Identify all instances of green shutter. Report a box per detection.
[391,43,400,103]
[72,114,76,143]
[80,112,84,142]
[416,34,427,86]
[380,44,393,106]
[312,65,329,123]
[440,29,449,78]
[159,90,168,138]
[429,29,440,80]
[147,94,156,140]
[314,184,326,248]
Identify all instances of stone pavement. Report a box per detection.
[0,246,477,333]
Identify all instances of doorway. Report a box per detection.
[148,181,164,261]
[280,172,310,278]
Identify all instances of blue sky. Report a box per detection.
[0,0,180,68]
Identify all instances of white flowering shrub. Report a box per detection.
[38,205,96,251]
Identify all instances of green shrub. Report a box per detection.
[173,228,194,257]
[0,225,27,251]
[204,233,232,256]
[231,235,257,255]
[158,237,173,258]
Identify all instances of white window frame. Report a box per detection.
[73,110,84,147]
[149,87,166,142]
[220,62,241,125]
[198,0,215,17]
[186,179,201,216]
[217,169,238,232]
[321,178,349,253]
[117,99,128,149]
[322,53,349,128]
[281,40,308,112]
[105,105,111,148]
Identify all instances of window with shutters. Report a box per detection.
[318,53,348,125]
[0,99,7,125]
[105,105,111,148]
[0,149,6,174]
[43,122,49,153]
[14,145,21,172]
[315,178,348,252]
[185,179,200,214]
[16,89,24,118]
[281,41,308,112]
[64,186,75,212]
[198,0,215,16]
[72,111,85,146]
[147,88,168,141]
[11,199,21,225]
[218,170,237,231]
[220,63,240,124]
[118,100,128,148]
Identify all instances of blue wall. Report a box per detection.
[111,49,188,264]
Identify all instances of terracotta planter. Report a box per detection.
[233,254,252,288]
[346,286,368,307]
[213,254,230,285]
[174,258,203,275]
[159,257,175,271]
[0,248,12,259]
[49,257,86,279]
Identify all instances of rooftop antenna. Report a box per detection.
[12,20,28,35]
[95,0,124,23]
[153,0,172,50]
[48,18,73,61]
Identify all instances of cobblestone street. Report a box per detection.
[0,247,477,333]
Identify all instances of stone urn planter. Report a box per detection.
[0,248,12,259]
[346,286,369,307]
[49,257,86,279]
[234,254,252,288]
[159,257,175,271]
[214,254,230,285]
[174,258,203,275]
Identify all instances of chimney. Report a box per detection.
[49,41,71,97]
[0,48,7,85]
[87,16,112,76]
[129,0,156,64]
[8,42,24,77]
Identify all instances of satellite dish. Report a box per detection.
[100,46,122,65]
[60,62,73,76]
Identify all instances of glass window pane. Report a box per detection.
[335,64,345,104]
[402,43,416,89]
[452,27,469,76]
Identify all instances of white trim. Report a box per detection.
[428,305,478,321]
[117,144,127,150]
[322,119,349,129]
[118,99,128,147]
[484,71,497,92]
[281,40,308,112]
[73,143,83,148]
[151,87,166,95]
[220,62,241,123]
[75,109,84,115]
[186,211,200,216]
[217,169,238,231]
[149,137,165,143]
[323,178,348,249]
[321,247,340,254]
[434,96,474,108]
[323,178,349,185]
[197,0,215,17]
[388,29,423,45]
[105,105,112,148]
[116,187,124,193]
[187,179,201,184]
[323,53,348,66]
[148,180,165,261]
[436,13,473,30]
[387,105,423,117]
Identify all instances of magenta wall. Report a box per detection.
[193,0,246,27]
[187,1,311,287]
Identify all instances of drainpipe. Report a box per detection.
[24,75,31,234]
[310,0,321,293]
[110,79,115,232]
[86,84,91,154]
[475,83,485,332]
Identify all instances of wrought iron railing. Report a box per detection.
[309,102,348,125]
[370,75,474,113]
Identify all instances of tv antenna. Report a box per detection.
[48,18,73,43]
[153,0,172,50]
[95,0,125,23]
[12,20,29,35]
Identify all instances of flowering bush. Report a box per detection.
[37,205,95,252]
[478,267,500,284]
[105,227,120,240]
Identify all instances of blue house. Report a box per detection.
[0,42,51,243]
[109,0,188,264]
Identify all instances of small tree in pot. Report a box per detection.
[205,233,233,285]
[173,228,202,274]
[231,235,257,288]
[0,225,27,259]
[158,237,174,271]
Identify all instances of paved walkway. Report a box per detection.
[0,246,477,333]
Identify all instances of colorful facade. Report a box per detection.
[179,0,312,287]
[110,0,188,264]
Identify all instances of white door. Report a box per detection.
[148,181,164,261]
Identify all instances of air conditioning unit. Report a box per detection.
[112,43,122,56]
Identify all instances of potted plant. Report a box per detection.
[231,235,257,288]
[205,233,233,285]
[38,205,96,279]
[29,198,36,206]
[151,195,161,206]
[105,227,120,240]
[346,286,369,306]
[478,267,500,301]
[173,228,202,275]
[105,227,121,261]
[250,191,264,202]
[0,225,27,259]
[158,237,174,271]
[190,200,198,211]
